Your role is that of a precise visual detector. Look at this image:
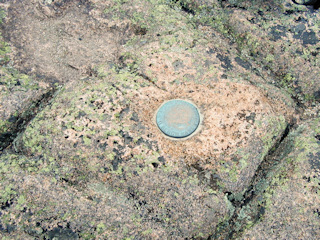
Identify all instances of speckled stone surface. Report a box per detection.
[240,118,320,240]
[0,0,319,239]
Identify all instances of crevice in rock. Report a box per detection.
[271,72,307,109]
[0,87,58,153]
[134,71,167,92]
[292,0,320,10]
[211,123,295,239]
[116,55,166,91]
[170,0,196,15]
[248,65,306,110]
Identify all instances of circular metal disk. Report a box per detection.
[156,99,200,138]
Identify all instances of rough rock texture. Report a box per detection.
[0,0,319,239]
[0,9,51,150]
[241,118,320,240]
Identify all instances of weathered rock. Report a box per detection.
[0,65,51,150]
[0,151,231,239]
[0,0,319,239]
[2,0,130,84]
[191,0,320,106]
[241,118,320,240]
[0,4,51,150]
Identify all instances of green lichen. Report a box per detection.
[15,195,26,211]
[141,228,153,236]
[261,115,287,155]
[0,68,39,91]
[0,184,17,206]
[103,0,129,20]
[96,223,106,234]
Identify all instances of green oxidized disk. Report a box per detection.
[156,99,200,138]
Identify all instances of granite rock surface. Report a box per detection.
[0,0,319,239]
